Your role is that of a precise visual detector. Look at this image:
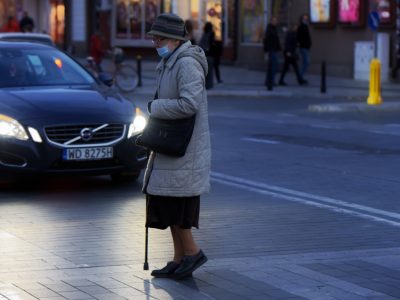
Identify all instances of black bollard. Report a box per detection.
[321,61,327,94]
[266,58,273,91]
[137,55,142,87]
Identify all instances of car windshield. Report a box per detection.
[0,47,95,88]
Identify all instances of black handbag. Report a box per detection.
[136,115,195,157]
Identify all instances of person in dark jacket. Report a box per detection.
[199,22,216,88]
[19,12,35,32]
[297,14,312,79]
[263,16,281,89]
[279,24,307,86]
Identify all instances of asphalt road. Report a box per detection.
[1,95,400,299]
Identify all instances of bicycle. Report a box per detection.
[86,47,138,93]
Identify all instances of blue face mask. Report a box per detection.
[156,45,171,58]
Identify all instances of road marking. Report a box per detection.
[242,137,280,144]
[211,172,400,227]
[310,124,336,129]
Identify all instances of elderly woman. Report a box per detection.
[143,13,211,280]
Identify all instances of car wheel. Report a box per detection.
[110,172,140,183]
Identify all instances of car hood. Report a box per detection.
[0,87,135,124]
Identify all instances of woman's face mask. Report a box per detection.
[156,45,171,58]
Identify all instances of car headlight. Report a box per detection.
[128,108,147,138]
[0,114,29,140]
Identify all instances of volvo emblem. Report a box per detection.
[80,128,93,142]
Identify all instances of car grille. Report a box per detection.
[45,124,125,146]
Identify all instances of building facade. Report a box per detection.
[237,0,399,79]
[0,0,71,48]
[2,0,398,80]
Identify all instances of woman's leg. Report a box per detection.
[176,228,200,256]
[170,225,185,263]
[171,228,207,279]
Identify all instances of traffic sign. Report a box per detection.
[368,11,380,31]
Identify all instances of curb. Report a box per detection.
[308,102,400,112]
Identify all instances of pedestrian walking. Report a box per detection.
[199,22,216,89]
[263,16,281,89]
[19,12,35,32]
[89,31,104,72]
[1,16,20,32]
[143,13,211,280]
[297,14,312,80]
[213,40,224,84]
[279,24,307,86]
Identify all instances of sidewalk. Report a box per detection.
[85,57,400,112]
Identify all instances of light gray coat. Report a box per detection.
[142,41,211,197]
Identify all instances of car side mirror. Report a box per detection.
[98,72,113,87]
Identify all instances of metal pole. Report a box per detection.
[137,55,142,87]
[321,61,326,93]
[143,194,149,270]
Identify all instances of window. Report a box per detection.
[114,0,161,43]
[240,0,266,44]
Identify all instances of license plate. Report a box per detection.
[63,147,113,161]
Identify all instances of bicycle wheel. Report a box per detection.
[114,64,138,93]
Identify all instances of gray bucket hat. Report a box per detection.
[148,13,187,41]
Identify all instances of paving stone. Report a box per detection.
[58,290,92,300]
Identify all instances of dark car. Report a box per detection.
[0,41,148,182]
[0,33,55,46]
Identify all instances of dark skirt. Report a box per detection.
[146,194,200,230]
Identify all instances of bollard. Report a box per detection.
[136,55,142,87]
[321,61,326,93]
[266,58,273,91]
[367,58,383,105]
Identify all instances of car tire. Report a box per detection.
[110,172,140,183]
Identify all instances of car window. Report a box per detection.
[0,48,95,88]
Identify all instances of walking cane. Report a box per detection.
[144,194,149,270]
[144,225,149,270]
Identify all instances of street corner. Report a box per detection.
[308,101,400,113]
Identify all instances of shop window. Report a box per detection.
[240,0,266,44]
[201,0,222,40]
[115,0,161,40]
[0,0,23,30]
[50,0,65,46]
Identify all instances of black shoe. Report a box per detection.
[173,250,208,280]
[151,261,180,278]
[299,80,308,85]
[279,81,287,86]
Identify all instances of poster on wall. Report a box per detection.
[338,0,365,26]
[370,0,396,27]
[309,0,336,27]
[240,0,265,43]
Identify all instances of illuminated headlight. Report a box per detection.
[28,127,43,143]
[128,108,147,138]
[0,114,29,140]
